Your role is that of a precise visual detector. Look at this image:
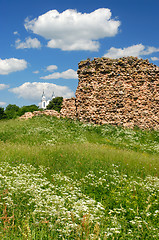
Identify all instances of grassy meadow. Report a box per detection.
[0,116,158,239]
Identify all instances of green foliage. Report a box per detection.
[0,158,158,239]
[0,107,6,119]
[46,97,63,112]
[0,116,158,239]
[18,104,39,116]
[0,116,158,154]
[5,104,20,119]
[4,104,39,119]
[5,104,19,112]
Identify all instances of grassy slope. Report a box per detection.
[0,116,158,176]
[0,116,158,239]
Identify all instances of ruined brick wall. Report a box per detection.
[60,98,77,119]
[61,57,159,130]
[19,110,61,120]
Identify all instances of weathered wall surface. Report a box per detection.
[60,98,76,119]
[19,110,60,120]
[61,57,159,130]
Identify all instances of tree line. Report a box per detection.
[0,97,63,120]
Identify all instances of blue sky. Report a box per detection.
[0,0,159,107]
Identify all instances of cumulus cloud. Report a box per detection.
[24,8,120,51]
[0,84,10,90]
[15,37,41,49]
[104,44,159,59]
[46,65,58,72]
[0,58,27,75]
[40,69,78,80]
[47,39,100,51]
[151,57,159,61]
[9,82,74,101]
[0,102,6,106]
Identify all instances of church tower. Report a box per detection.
[51,92,55,100]
[41,90,56,109]
[41,90,47,109]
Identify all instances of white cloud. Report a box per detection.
[13,31,19,35]
[104,44,159,58]
[15,37,41,49]
[0,102,6,106]
[9,82,74,101]
[33,70,40,74]
[25,8,120,51]
[0,84,10,90]
[142,47,159,55]
[0,58,27,75]
[47,39,100,51]
[46,65,58,72]
[40,69,78,80]
[151,57,159,61]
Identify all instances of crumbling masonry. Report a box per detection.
[61,57,159,130]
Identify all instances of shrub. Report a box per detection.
[18,104,39,116]
[0,107,6,119]
[47,97,63,112]
[5,104,20,119]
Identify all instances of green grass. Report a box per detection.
[0,116,158,153]
[0,116,159,239]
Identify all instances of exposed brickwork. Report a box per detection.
[61,57,159,130]
[60,98,76,119]
[19,110,60,120]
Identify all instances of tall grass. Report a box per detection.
[0,116,158,153]
[0,116,158,239]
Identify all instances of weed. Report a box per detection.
[0,116,158,239]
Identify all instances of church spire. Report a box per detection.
[42,89,45,97]
[41,90,54,109]
[51,91,55,99]
[41,90,46,109]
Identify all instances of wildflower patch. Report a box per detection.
[0,162,159,239]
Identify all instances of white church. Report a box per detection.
[41,90,55,109]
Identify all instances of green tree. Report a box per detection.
[18,104,39,116]
[47,97,63,112]
[0,107,6,120]
[5,104,20,119]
